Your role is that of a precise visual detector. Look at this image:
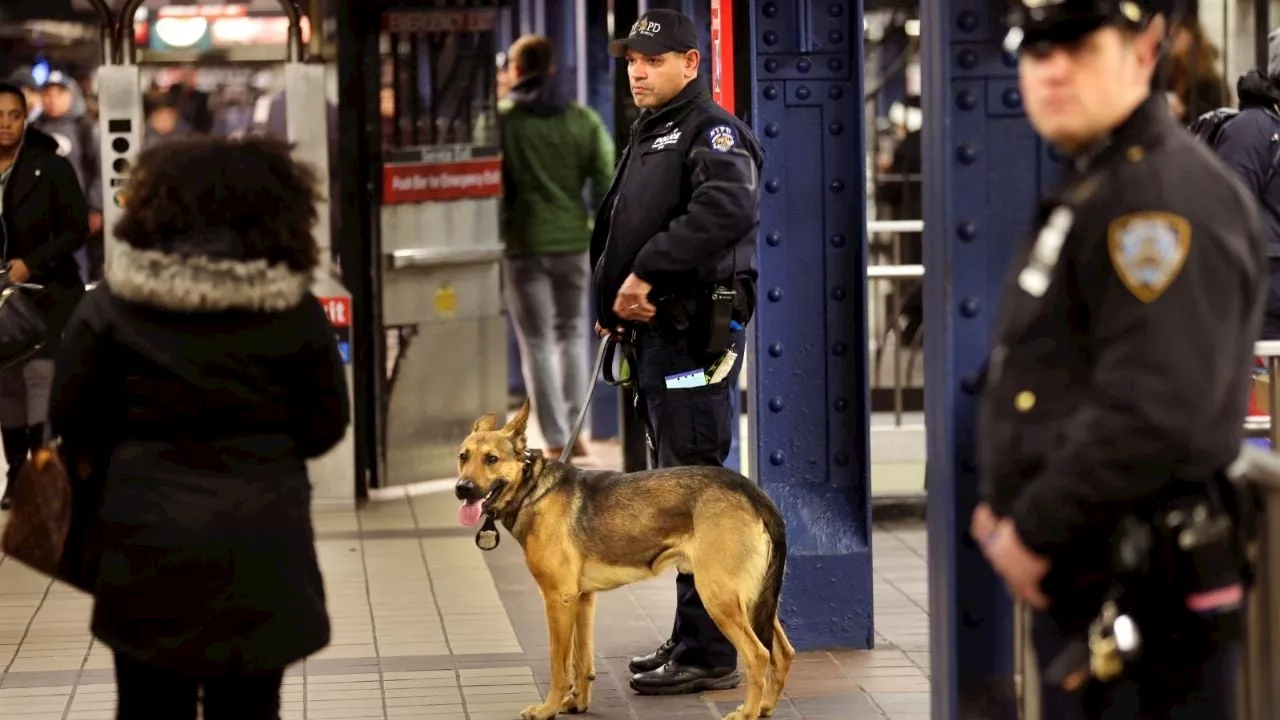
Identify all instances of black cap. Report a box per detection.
[6,67,35,90]
[608,9,700,58]
[1004,0,1151,51]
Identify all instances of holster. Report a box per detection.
[1093,478,1251,674]
[652,275,757,359]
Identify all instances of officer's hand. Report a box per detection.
[969,503,999,548]
[594,322,623,339]
[984,518,1051,610]
[614,273,656,323]
[7,259,30,284]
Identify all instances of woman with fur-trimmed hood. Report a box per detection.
[48,135,350,715]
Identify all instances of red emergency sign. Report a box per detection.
[319,296,351,328]
[710,0,736,112]
[382,158,504,204]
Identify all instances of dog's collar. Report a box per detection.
[476,449,542,552]
[496,449,542,520]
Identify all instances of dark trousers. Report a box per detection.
[1263,258,1280,339]
[1033,611,1238,720]
[113,651,285,720]
[636,327,742,669]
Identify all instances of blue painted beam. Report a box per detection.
[584,0,621,440]
[921,0,1058,715]
[750,0,873,651]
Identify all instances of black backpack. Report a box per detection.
[1188,107,1239,147]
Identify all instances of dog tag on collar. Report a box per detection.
[475,515,500,552]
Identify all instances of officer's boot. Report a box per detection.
[0,426,31,511]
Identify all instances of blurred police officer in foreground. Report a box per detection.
[970,0,1265,716]
[591,9,762,696]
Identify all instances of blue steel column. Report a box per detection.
[921,0,1049,714]
[582,0,621,440]
[750,0,873,650]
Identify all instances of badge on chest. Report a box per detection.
[651,129,682,150]
[1018,207,1075,298]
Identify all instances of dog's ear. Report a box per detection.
[504,398,531,439]
[472,413,499,434]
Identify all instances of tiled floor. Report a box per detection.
[0,451,931,720]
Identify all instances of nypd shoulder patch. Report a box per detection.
[1106,211,1192,303]
[706,124,737,153]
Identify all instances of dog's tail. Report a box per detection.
[750,500,788,651]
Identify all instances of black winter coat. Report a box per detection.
[49,234,350,675]
[589,81,763,329]
[0,127,88,357]
[1213,70,1280,258]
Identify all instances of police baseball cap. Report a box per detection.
[1004,0,1155,52]
[608,9,700,58]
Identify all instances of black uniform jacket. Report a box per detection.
[1,127,88,356]
[978,95,1266,589]
[589,80,763,329]
[49,233,350,675]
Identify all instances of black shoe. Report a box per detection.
[1,471,13,511]
[628,639,676,674]
[1,426,29,512]
[629,661,741,696]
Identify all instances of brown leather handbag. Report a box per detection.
[1,440,99,594]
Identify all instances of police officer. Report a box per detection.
[970,0,1265,716]
[591,9,763,696]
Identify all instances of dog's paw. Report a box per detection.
[559,691,589,714]
[521,703,558,720]
[722,705,761,720]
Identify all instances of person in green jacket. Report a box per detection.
[500,34,615,460]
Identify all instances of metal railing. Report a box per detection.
[866,219,924,427]
[1239,341,1280,720]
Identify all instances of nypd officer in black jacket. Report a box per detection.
[591,9,763,696]
[970,0,1265,716]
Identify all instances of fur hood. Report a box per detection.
[104,233,313,314]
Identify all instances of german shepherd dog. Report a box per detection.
[454,400,794,720]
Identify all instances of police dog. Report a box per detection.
[455,400,794,720]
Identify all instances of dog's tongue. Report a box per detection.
[459,500,484,528]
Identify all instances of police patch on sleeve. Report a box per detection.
[706,125,737,153]
[1106,211,1192,303]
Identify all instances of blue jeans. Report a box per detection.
[502,251,591,448]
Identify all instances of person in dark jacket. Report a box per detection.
[593,9,763,697]
[975,0,1263,715]
[0,82,87,511]
[48,135,350,717]
[1213,28,1280,337]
